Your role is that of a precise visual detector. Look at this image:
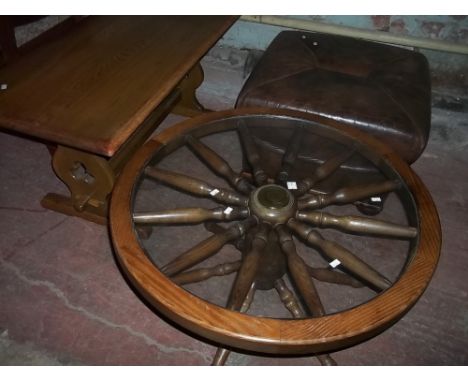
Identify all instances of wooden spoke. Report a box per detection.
[274,278,305,318]
[296,211,417,239]
[161,217,256,277]
[186,135,253,194]
[212,224,262,366]
[276,225,325,317]
[288,219,391,291]
[295,150,355,196]
[277,126,304,184]
[212,282,257,366]
[145,167,249,206]
[239,281,257,313]
[227,224,269,310]
[133,206,249,225]
[203,221,228,235]
[274,279,337,366]
[172,260,241,285]
[307,267,364,288]
[297,179,400,210]
[237,120,268,186]
[204,222,247,251]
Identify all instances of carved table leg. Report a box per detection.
[40,90,178,225]
[173,63,209,117]
[41,145,115,225]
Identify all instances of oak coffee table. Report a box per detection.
[0,16,236,224]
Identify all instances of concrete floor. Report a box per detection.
[1,48,468,366]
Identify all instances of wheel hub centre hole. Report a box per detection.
[257,185,290,209]
[249,185,295,224]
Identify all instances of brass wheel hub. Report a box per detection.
[249,184,296,225]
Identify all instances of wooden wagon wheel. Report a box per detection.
[110,108,441,365]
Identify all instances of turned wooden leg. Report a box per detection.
[173,63,209,117]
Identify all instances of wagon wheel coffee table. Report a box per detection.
[110,108,441,365]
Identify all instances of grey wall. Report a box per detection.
[218,16,468,94]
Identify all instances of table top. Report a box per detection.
[0,16,236,156]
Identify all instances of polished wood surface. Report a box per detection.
[110,108,441,355]
[0,16,236,156]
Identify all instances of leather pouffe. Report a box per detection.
[236,31,431,164]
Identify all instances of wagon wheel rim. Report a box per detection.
[109,108,441,361]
